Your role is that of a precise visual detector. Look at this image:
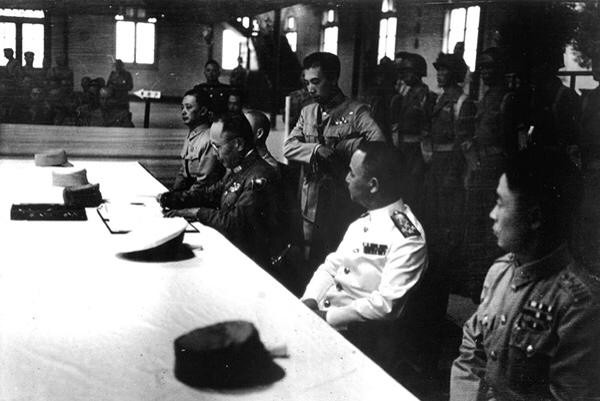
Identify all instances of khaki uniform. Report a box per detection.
[451,246,600,401]
[173,125,224,191]
[302,201,427,328]
[283,92,384,262]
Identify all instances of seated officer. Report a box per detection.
[451,147,600,401]
[301,142,428,329]
[160,113,282,269]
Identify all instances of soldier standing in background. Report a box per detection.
[421,52,475,364]
[193,59,230,117]
[389,52,436,215]
[461,47,516,301]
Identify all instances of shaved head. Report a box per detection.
[243,109,270,143]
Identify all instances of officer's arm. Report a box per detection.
[283,106,320,164]
[456,97,477,145]
[301,229,352,304]
[125,71,133,92]
[325,233,427,328]
[193,174,269,239]
[333,106,386,160]
[172,167,193,191]
[548,287,600,400]
[449,311,488,401]
[160,177,225,210]
[194,142,225,186]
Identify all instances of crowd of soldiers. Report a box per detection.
[0,50,134,127]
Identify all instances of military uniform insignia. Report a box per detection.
[391,211,421,238]
[518,299,554,331]
[251,178,267,190]
[363,243,388,255]
[226,182,241,194]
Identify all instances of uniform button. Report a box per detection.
[490,350,498,360]
[482,315,489,325]
[343,267,350,274]
[363,226,369,232]
[526,345,535,356]
[511,284,517,291]
[323,299,331,307]
[500,315,507,324]
[336,283,343,291]
[353,248,359,253]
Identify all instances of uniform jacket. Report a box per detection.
[450,245,600,401]
[475,85,515,151]
[390,82,435,147]
[283,92,384,241]
[161,150,282,268]
[192,82,230,115]
[173,125,224,191]
[429,84,476,147]
[302,201,428,328]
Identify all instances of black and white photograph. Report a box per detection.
[1,0,599,400]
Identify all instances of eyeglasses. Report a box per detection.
[210,137,236,154]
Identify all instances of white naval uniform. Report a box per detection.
[302,200,428,328]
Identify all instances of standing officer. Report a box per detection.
[284,52,384,266]
[451,147,600,401]
[107,59,133,110]
[389,52,436,214]
[193,59,230,117]
[160,113,282,270]
[462,47,516,300]
[423,52,475,288]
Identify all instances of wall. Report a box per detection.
[57,12,211,96]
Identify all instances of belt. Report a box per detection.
[479,146,504,156]
[401,135,421,144]
[432,144,455,152]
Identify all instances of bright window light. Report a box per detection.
[22,23,44,68]
[322,26,338,55]
[327,10,335,23]
[116,18,155,64]
[381,0,395,13]
[135,22,155,64]
[0,22,16,67]
[222,28,258,71]
[0,8,44,18]
[116,21,135,63]
[443,6,480,71]
[378,17,397,62]
[286,31,297,52]
[287,17,295,30]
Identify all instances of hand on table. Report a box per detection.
[302,298,327,321]
[162,207,199,219]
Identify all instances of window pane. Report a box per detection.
[0,8,44,18]
[449,8,466,34]
[386,17,397,59]
[135,22,155,64]
[323,26,338,55]
[0,22,16,67]
[464,6,480,71]
[466,6,480,31]
[22,23,44,68]
[116,21,135,63]
[222,28,245,69]
[286,31,297,52]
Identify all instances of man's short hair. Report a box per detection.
[357,142,405,198]
[303,52,340,82]
[205,59,221,70]
[244,109,270,137]
[216,112,254,147]
[183,88,210,108]
[504,147,583,239]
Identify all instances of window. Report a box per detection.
[115,10,155,65]
[222,26,258,71]
[443,6,480,71]
[321,9,338,55]
[285,16,297,52]
[377,0,397,62]
[0,8,44,67]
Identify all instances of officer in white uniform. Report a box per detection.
[302,142,428,329]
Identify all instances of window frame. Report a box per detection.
[320,9,339,55]
[377,0,397,62]
[284,16,297,53]
[442,5,480,72]
[0,10,46,67]
[114,16,158,69]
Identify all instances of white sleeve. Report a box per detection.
[326,234,428,327]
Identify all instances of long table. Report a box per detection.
[0,158,418,400]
